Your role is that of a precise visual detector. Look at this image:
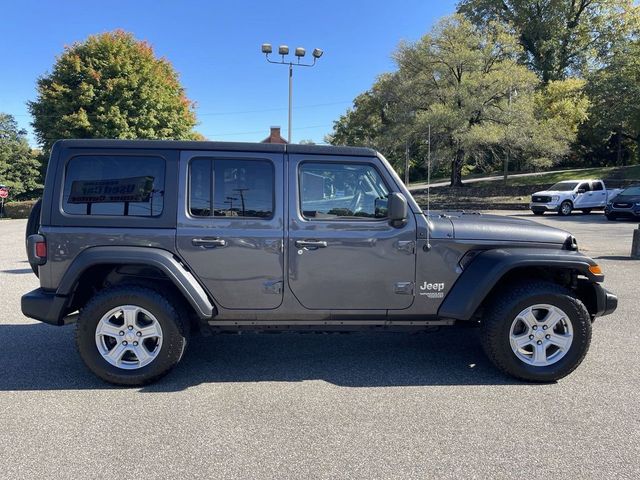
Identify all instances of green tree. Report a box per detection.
[581,40,640,165]
[0,113,42,199]
[393,16,541,185]
[29,30,198,155]
[457,0,638,83]
[330,16,588,185]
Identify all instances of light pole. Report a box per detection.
[261,43,323,143]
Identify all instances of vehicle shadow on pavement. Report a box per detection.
[0,323,530,391]
[1,268,34,274]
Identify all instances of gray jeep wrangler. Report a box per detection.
[22,140,618,385]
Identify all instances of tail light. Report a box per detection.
[27,234,47,266]
[35,240,47,258]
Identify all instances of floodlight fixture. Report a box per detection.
[261,43,272,54]
[278,45,289,55]
[295,47,306,57]
[312,48,323,59]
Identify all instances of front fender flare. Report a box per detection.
[438,248,603,321]
[57,246,215,319]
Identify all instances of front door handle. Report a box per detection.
[295,240,328,249]
[192,237,227,248]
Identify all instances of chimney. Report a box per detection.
[261,126,288,144]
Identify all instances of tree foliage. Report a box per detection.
[581,39,640,165]
[457,0,638,83]
[0,113,42,199]
[329,15,588,185]
[29,30,198,154]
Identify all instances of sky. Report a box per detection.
[1,0,458,146]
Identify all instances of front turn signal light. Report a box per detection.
[589,265,603,275]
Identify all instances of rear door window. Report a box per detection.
[189,158,274,218]
[592,181,604,191]
[63,155,165,216]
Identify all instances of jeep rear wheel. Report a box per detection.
[76,285,190,386]
[480,281,591,382]
[558,201,573,216]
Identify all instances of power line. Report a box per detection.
[10,100,352,119]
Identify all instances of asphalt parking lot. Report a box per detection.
[0,212,638,479]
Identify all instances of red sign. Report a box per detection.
[0,187,9,199]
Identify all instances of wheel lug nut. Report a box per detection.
[128,326,134,330]
[122,341,128,346]
[119,331,124,336]
[545,334,550,339]
[532,325,538,330]
[136,332,142,337]
[529,335,534,340]
[133,341,138,346]
[543,325,548,330]
[537,340,543,345]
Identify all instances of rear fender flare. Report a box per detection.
[57,246,215,319]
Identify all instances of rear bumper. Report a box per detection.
[593,284,618,318]
[21,288,68,326]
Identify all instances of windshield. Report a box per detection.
[548,182,578,191]
[621,186,640,196]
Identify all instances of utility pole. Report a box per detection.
[262,44,324,144]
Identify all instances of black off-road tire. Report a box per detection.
[25,198,42,276]
[76,285,190,386]
[558,200,573,216]
[480,281,591,382]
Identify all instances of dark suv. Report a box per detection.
[22,140,617,385]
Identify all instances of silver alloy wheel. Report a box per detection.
[561,202,572,215]
[95,305,163,370]
[509,304,573,367]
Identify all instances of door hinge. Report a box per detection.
[396,240,415,254]
[394,282,414,295]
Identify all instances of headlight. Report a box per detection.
[551,195,559,202]
[635,203,640,206]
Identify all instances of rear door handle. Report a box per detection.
[192,238,227,248]
[295,240,328,249]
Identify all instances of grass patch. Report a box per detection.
[472,165,640,187]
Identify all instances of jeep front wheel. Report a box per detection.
[480,281,591,382]
[76,286,190,386]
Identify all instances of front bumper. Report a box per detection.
[21,288,69,326]
[604,205,640,218]
[593,284,618,318]
[530,202,559,213]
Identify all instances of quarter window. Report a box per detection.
[299,162,389,220]
[63,155,165,216]
[189,158,274,218]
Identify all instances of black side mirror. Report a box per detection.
[387,192,408,227]
[577,188,586,194]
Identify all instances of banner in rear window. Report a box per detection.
[68,176,154,204]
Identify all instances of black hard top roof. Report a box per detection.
[54,139,378,157]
